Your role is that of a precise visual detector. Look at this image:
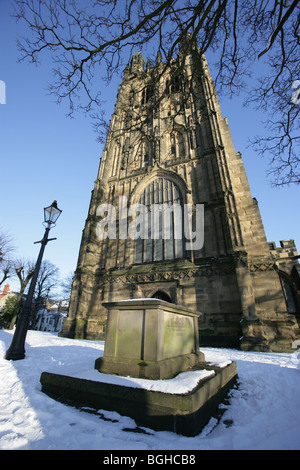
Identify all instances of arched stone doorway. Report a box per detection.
[151,291,173,303]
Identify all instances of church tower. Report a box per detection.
[60,43,300,352]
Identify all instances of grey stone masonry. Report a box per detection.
[60,42,300,352]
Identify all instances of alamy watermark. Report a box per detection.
[292,80,300,105]
[95,196,204,250]
[0,80,6,104]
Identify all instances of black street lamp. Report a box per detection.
[5,201,62,361]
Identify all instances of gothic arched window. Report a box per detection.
[141,139,150,167]
[279,272,298,314]
[166,74,181,94]
[169,131,186,159]
[142,85,154,104]
[134,178,185,263]
[171,74,180,93]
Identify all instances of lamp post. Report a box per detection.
[5,201,62,361]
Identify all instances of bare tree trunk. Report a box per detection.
[9,268,33,329]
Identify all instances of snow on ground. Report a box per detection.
[1,328,300,450]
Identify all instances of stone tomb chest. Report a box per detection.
[95,299,205,379]
[41,298,237,436]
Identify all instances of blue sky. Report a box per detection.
[0,1,299,293]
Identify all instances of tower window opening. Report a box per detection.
[142,85,154,104]
[171,74,180,93]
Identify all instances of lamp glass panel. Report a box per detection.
[44,204,61,224]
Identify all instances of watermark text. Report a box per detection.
[96,196,204,251]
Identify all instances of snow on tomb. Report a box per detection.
[40,298,238,436]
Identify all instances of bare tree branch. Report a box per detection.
[12,0,300,185]
[0,229,15,286]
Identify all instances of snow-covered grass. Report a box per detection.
[1,328,300,450]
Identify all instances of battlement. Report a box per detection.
[269,239,298,260]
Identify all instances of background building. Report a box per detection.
[0,284,14,309]
[33,299,69,333]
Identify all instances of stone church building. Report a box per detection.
[60,42,300,352]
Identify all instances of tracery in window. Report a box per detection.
[166,74,181,95]
[140,139,151,168]
[135,178,185,263]
[171,74,180,93]
[142,85,154,104]
[169,131,186,158]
